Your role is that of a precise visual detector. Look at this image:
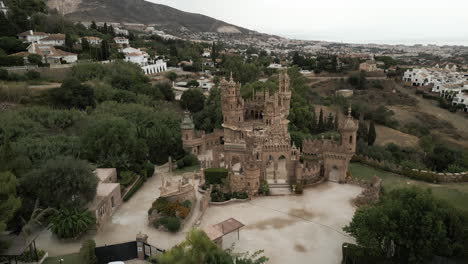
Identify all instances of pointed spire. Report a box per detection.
[347,105,352,118]
[230,72,234,82]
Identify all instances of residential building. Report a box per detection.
[359,61,380,72]
[87,168,122,229]
[17,30,48,43]
[80,36,102,45]
[9,43,78,64]
[121,47,167,75]
[38,34,66,46]
[452,89,468,112]
[114,37,129,46]
[114,27,129,36]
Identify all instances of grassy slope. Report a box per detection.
[349,163,468,212]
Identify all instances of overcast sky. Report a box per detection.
[148,0,468,46]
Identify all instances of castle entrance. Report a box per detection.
[266,155,288,184]
[329,166,340,182]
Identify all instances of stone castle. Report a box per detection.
[181,71,358,195]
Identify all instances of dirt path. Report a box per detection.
[395,84,468,139]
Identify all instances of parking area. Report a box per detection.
[200,182,363,264]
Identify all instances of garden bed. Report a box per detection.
[147,197,194,233]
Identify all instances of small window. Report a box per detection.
[349,135,353,144]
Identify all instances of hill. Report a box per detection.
[47,0,251,33]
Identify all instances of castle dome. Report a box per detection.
[181,111,195,130]
[340,107,358,131]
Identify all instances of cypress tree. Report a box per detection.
[318,108,324,133]
[368,121,376,146]
[326,113,334,130]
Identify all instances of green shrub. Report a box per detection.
[153,197,170,213]
[79,239,97,264]
[181,200,192,208]
[123,176,145,202]
[176,154,199,169]
[17,249,46,262]
[120,171,137,188]
[205,168,229,185]
[258,180,270,196]
[155,216,181,233]
[0,68,8,80]
[49,208,95,239]
[25,70,40,80]
[233,192,248,199]
[146,161,155,177]
[295,183,304,194]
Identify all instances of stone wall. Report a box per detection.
[354,155,468,183]
[6,65,72,81]
[350,176,382,207]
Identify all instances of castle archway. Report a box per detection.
[231,155,242,174]
[329,165,340,182]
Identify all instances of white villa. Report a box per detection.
[80,36,102,45]
[403,65,468,112]
[121,47,167,75]
[114,37,129,46]
[10,43,78,64]
[17,30,49,43]
[38,34,66,46]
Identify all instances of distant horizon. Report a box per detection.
[148,0,468,47]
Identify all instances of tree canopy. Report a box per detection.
[344,187,468,263]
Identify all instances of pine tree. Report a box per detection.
[367,121,376,146]
[102,22,108,34]
[326,113,334,130]
[65,33,74,51]
[100,40,109,61]
[81,38,90,51]
[318,108,324,133]
[90,21,97,30]
[357,121,368,143]
[334,114,339,130]
[211,42,217,63]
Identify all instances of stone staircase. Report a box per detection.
[268,183,292,196]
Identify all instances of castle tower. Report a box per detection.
[338,107,358,153]
[220,73,244,127]
[181,111,195,141]
[278,70,291,117]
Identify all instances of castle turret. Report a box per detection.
[278,70,291,117]
[338,107,358,153]
[220,73,244,127]
[181,111,195,142]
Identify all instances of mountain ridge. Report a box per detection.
[47,0,252,33]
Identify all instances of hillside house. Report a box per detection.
[80,36,102,45]
[17,30,48,43]
[114,37,129,46]
[121,47,167,75]
[38,34,66,46]
[9,43,77,64]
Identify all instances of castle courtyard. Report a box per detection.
[200,182,363,264]
[36,165,362,264]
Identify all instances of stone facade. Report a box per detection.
[182,71,358,195]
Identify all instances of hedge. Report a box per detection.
[204,168,229,185]
[123,176,145,202]
[352,155,439,183]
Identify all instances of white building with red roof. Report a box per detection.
[17,30,49,43]
[38,34,66,46]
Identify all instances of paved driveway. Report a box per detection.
[200,182,362,264]
[37,165,201,256]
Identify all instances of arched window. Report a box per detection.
[349,135,353,144]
